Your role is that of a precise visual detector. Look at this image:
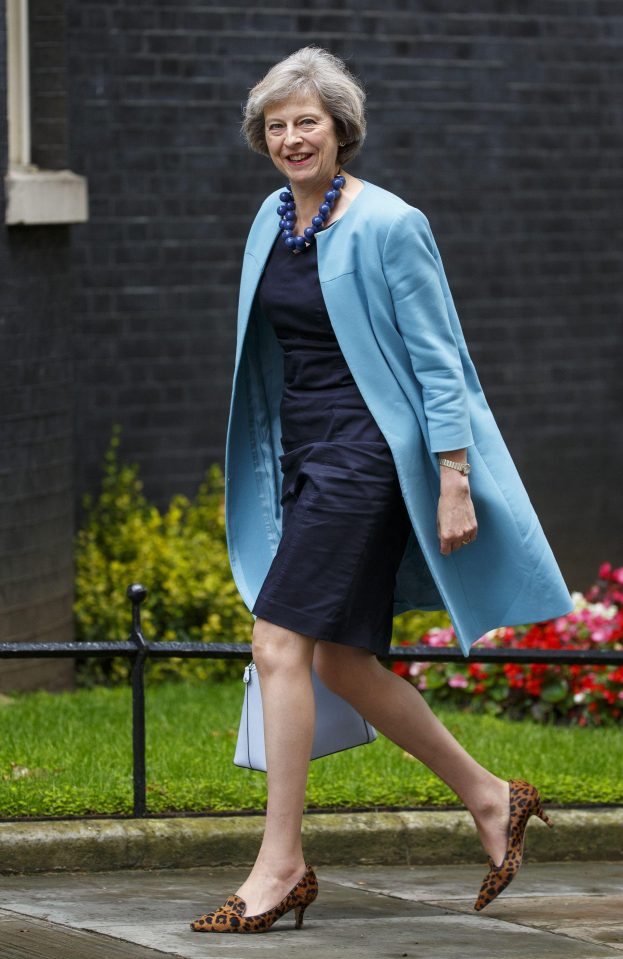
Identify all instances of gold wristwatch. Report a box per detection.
[438,457,471,476]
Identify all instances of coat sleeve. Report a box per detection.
[381,206,474,453]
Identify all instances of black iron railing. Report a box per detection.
[1,582,621,817]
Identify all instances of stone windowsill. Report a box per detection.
[4,166,89,225]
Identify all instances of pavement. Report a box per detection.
[1,861,623,958]
[0,809,622,958]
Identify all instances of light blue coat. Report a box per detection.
[224,179,573,656]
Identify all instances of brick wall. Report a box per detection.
[0,224,75,692]
[0,0,74,691]
[29,0,69,169]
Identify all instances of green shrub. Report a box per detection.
[74,427,254,685]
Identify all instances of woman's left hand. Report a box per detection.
[437,480,478,555]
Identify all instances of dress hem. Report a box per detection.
[251,597,389,657]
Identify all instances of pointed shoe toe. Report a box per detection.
[473,778,554,912]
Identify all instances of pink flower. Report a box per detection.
[599,562,612,579]
[591,628,610,644]
[612,567,623,585]
[425,628,455,647]
[449,674,469,688]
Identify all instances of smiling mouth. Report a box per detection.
[285,153,313,165]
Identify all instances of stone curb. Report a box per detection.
[1,808,621,875]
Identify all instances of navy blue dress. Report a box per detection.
[251,231,413,657]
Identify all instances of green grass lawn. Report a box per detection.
[0,677,621,818]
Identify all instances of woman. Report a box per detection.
[190,47,573,934]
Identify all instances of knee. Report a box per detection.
[314,659,344,694]
[314,642,375,695]
[251,617,279,672]
[251,617,313,675]
[314,660,351,696]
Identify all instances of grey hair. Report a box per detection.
[242,47,366,166]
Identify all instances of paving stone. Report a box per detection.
[320,861,623,902]
[433,893,623,953]
[0,908,173,959]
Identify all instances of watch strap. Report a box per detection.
[438,457,471,476]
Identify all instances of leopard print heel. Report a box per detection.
[190,863,318,933]
[473,778,554,912]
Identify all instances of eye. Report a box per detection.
[267,122,284,132]
[300,118,316,126]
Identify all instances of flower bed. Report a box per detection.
[391,563,623,726]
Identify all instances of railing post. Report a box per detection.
[127,583,148,818]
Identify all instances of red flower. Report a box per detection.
[503,663,525,689]
[468,663,486,679]
[391,662,410,679]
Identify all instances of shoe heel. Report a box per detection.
[536,803,554,828]
[294,904,307,929]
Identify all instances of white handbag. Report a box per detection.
[233,661,377,771]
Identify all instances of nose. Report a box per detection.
[283,123,303,148]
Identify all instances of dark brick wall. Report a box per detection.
[30,0,69,169]
[0,2,74,690]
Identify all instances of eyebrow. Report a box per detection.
[265,110,322,123]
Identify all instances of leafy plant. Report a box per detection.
[74,426,253,685]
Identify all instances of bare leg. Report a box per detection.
[313,641,511,867]
[233,617,316,916]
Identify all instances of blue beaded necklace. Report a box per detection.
[277,173,346,253]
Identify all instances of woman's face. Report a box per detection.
[263,96,340,190]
